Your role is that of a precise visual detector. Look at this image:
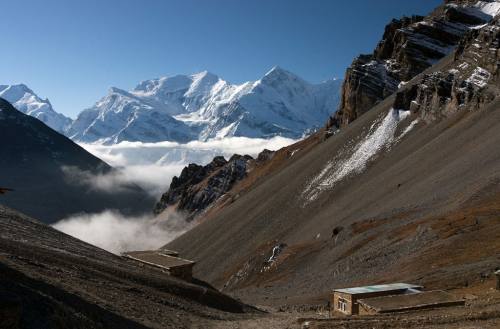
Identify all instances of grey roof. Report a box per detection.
[123,251,194,270]
[357,290,464,312]
[334,283,423,295]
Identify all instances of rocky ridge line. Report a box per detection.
[394,16,499,120]
[154,150,275,220]
[326,0,498,132]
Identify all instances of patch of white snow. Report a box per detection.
[302,109,411,203]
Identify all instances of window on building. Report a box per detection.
[337,297,347,312]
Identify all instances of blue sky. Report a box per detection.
[1,0,441,118]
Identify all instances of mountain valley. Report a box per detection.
[2,0,500,328]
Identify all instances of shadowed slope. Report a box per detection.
[0,98,155,223]
[0,205,260,328]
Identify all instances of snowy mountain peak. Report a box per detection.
[132,71,221,99]
[133,75,189,95]
[0,84,35,101]
[190,70,218,81]
[263,66,301,81]
[108,86,131,96]
[260,66,309,92]
[0,84,72,133]
[264,65,285,75]
[69,67,343,144]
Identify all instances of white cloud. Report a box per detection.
[74,136,297,198]
[55,136,298,253]
[79,136,296,166]
[61,164,185,197]
[53,209,192,254]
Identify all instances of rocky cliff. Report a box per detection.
[326,0,499,131]
[394,16,499,121]
[154,154,256,220]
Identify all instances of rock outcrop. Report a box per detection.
[326,0,498,132]
[394,17,499,121]
[154,154,254,219]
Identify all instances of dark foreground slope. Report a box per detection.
[0,205,259,329]
[167,16,500,309]
[0,98,155,223]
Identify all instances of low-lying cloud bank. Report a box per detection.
[80,136,297,166]
[76,136,297,197]
[55,136,298,253]
[53,209,193,254]
[61,164,185,197]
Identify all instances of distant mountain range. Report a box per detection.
[2,68,342,144]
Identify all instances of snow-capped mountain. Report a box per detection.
[0,84,72,133]
[67,67,342,144]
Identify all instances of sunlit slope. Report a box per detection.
[168,22,500,306]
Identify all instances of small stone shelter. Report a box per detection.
[123,250,195,280]
[331,283,422,315]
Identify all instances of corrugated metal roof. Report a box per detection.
[334,283,422,295]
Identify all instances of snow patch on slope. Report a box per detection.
[302,109,411,203]
[475,0,500,17]
[466,67,491,88]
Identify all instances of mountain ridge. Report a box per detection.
[0,84,72,133]
[67,67,342,144]
[326,0,500,131]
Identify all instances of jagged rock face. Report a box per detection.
[331,54,400,128]
[327,0,498,130]
[394,17,499,121]
[256,149,275,163]
[154,154,253,219]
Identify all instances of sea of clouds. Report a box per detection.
[54,136,297,254]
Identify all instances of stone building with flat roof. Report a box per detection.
[123,250,195,281]
[331,283,423,315]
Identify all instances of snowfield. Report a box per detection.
[302,109,413,203]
